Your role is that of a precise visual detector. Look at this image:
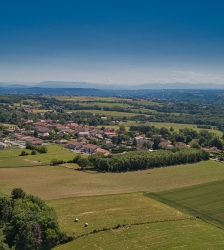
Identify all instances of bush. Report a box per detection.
[31,150,37,155]
[190,141,201,149]
[26,143,48,154]
[50,158,63,165]
[77,158,89,169]
[19,150,29,156]
[38,146,48,153]
[73,154,81,163]
[11,188,26,199]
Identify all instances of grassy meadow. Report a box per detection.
[1,109,224,249]
[55,219,224,250]
[149,122,223,136]
[1,147,224,248]
[1,160,224,199]
[0,157,42,168]
[47,193,189,235]
[52,96,130,102]
[70,109,141,118]
[0,144,79,167]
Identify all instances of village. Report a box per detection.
[0,111,223,160]
[0,116,192,154]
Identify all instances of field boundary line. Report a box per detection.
[59,217,194,247]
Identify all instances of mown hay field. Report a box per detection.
[47,193,189,236]
[1,160,224,200]
[55,219,224,250]
[149,179,224,228]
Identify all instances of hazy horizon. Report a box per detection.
[1,1,224,85]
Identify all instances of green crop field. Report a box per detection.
[55,219,224,250]
[1,160,224,200]
[149,179,224,228]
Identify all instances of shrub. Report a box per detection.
[11,188,26,199]
[50,158,63,165]
[31,150,37,155]
[19,150,29,156]
[77,158,89,169]
[73,154,81,163]
[38,146,48,154]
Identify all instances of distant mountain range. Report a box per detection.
[1,81,224,90]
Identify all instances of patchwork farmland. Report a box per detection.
[1,94,224,249]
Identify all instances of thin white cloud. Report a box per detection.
[145,75,224,84]
[103,77,113,83]
[174,71,205,76]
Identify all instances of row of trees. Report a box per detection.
[89,149,209,172]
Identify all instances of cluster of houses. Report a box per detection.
[0,118,222,155]
[0,119,121,155]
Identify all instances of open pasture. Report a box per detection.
[25,144,78,164]
[0,147,43,167]
[97,125,120,130]
[53,96,132,102]
[0,147,26,158]
[78,109,141,118]
[149,122,222,136]
[78,102,130,108]
[55,219,224,250]
[52,95,161,106]
[149,179,224,228]
[1,160,224,200]
[0,157,42,168]
[0,144,78,167]
[47,193,189,235]
[131,99,161,106]
[122,120,222,137]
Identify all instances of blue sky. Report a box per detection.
[1,0,224,85]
